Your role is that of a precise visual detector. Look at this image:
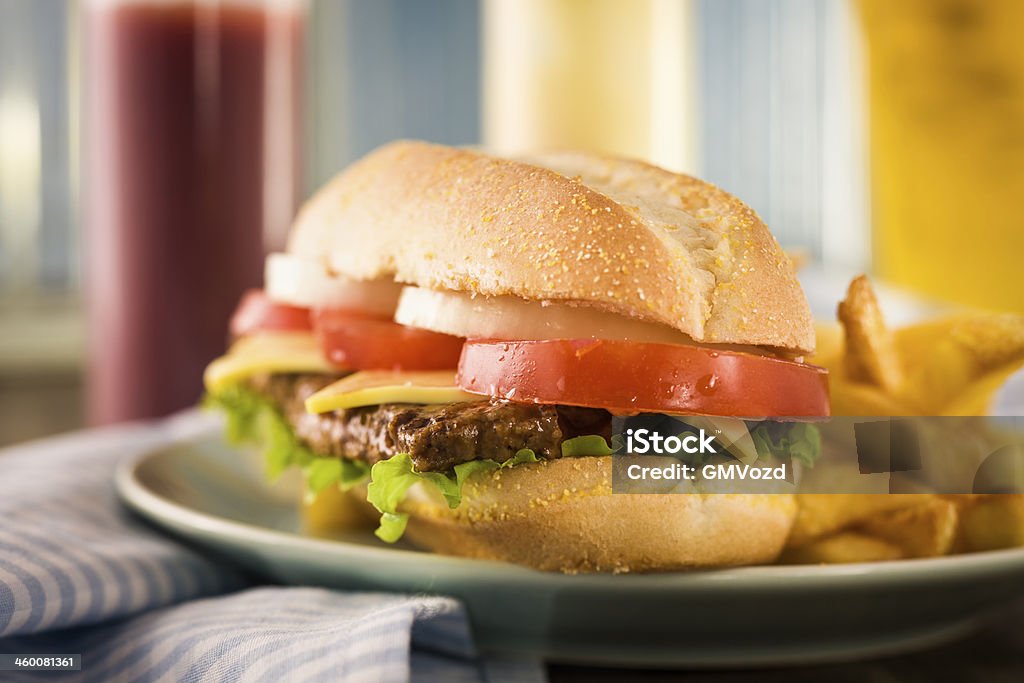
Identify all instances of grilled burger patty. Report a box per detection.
[249,374,611,472]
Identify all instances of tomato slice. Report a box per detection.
[230,289,312,338]
[313,309,465,371]
[456,339,830,417]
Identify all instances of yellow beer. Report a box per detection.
[482,0,696,172]
[859,0,1024,312]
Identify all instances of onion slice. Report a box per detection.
[265,253,402,316]
[394,286,701,345]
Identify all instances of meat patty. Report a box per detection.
[249,373,611,472]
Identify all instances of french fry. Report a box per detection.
[780,532,903,564]
[825,376,912,417]
[954,495,1024,552]
[895,314,1024,415]
[857,498,959,558]
[814,321,916,416]
[820,279,1024,416]
[813,321,912,417]
[836,275,905,395]
[787,494,927,547]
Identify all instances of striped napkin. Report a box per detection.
[0,413,545,683]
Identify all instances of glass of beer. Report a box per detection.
[859,0,1024,312]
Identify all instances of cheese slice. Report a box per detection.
[204,331,336,393]
[305,370,481,414]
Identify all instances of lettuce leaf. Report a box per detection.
[560,434,618,457]
[749,421,822,467]
[204,385,370,492]
[305,457,372,497]
[366,449,539,543]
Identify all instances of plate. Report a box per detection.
[116,430,1024,667]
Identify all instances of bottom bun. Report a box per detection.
[398,456,797,573]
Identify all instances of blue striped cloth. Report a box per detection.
[0,414,546,682]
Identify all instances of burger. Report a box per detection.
[203,140,830,572]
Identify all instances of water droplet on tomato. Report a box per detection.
[698,374,718,394]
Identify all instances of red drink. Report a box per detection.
[83,0,305,424]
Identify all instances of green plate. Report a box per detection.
[116,431,1024,667]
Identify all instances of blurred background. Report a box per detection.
[0,0,1020,445]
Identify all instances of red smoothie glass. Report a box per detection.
[83,0,306,424]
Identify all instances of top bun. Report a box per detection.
[288,141,814,353]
